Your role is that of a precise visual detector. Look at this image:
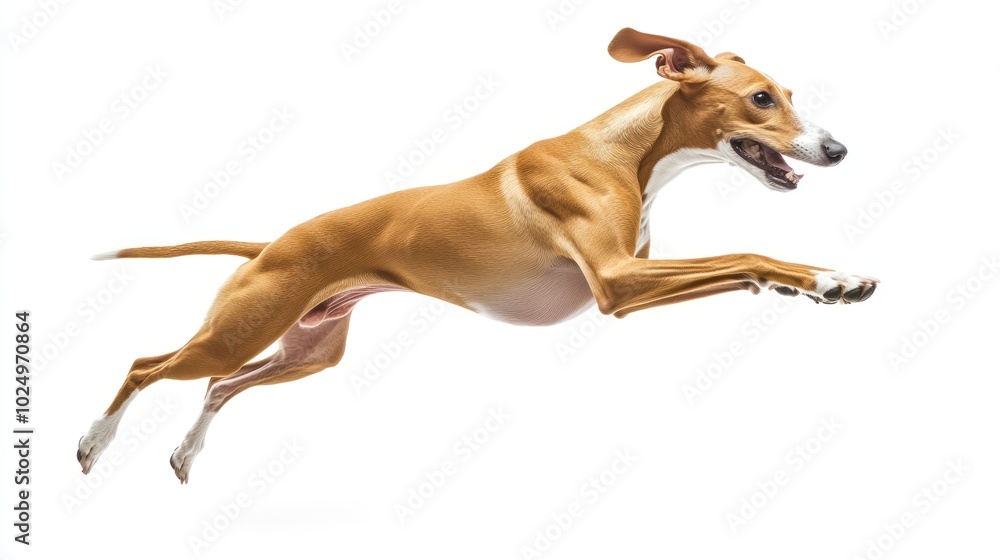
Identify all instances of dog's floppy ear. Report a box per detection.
[607,27,716,81]
[715,52,745,64]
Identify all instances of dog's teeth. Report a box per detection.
[786,171,798,183]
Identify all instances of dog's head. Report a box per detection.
[609,27,846,191]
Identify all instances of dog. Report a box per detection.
[78,28,878,483]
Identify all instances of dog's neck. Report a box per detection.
[576,81,726,201]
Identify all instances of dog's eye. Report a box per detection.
[751,91,775,108]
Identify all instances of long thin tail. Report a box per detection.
[93,241,269,261]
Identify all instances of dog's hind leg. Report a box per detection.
[169,308,355,483]
[204,355,271,396]
[77,257,325,474]
[76,350,178,474]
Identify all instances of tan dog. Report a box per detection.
[78,28,877,483]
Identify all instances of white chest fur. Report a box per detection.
[636,147,727,251]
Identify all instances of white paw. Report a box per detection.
[769,270,879,304]
[169,439,204,484]
[811,270,879,303]
[171,411,216,484]
[77,417,120,474]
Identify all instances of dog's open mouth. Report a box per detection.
[731,139,804,190]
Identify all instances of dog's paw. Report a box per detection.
[808,271,879,304]
[769,271,878,304]
[77,421,117,475]
[169,441,204,484]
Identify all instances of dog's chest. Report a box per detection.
[467,258,596,326]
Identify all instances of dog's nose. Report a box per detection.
[822,139,847,165]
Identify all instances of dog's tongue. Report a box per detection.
[762,145,793,172]
[762,144,804,183]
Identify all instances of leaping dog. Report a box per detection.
[78,28,878,483]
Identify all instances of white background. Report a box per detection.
[2,1,999,559]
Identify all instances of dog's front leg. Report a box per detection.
[539,184,877,318]
[575,253,878,318]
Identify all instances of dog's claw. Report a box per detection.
[858,284,876,302]
[809,293,836,304]
[823,286,843,301]
[804,293,836,304]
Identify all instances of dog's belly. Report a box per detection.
[466,258,596,326]
[299,261,594,328]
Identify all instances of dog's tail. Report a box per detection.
[92,241,269,261]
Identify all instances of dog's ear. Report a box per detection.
[607,28,716,81]
[715,52,745,64]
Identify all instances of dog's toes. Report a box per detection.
[774,286,799,297]
[170,444,202,484]
[780,272,879,305]
[77,435,104,475]
[843,286,864,302]
[823,286,843,302]
[812,271,879,304]
[78,416,123,475]
[170,448,186,483]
